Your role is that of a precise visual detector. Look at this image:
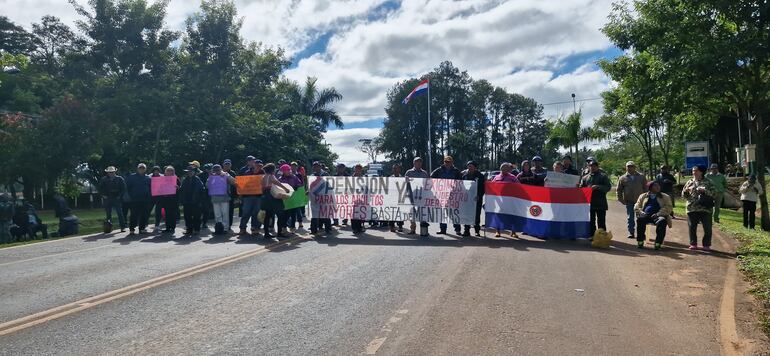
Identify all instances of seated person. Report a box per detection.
[634,181,672,250]
[53,194,78,237]
[10,202,48,240]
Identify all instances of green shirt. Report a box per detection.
[705,172,727,193]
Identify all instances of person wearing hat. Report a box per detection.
[654,165,677,212]
[188,160,202,175]
[580,160,612,237]
[222,159,238,229]
[462,161,486,237]
[179,165,205,235]
[705,163,727,223]
[405,157,430,235]
[124,163,151,235]
[149,166,164,232]
[617,161,648,239]
[207,164,236,235]
[682,165,717,250]
[98,166,127,232]
[531,156,547,186]
[739,174,764,230]
[431,155,463,235]
[582,156,597,176]
[238,156,264,236]
[350,163,368,234]
[517,160,535,185]
[562,155,580,176]
[634,181,673,250]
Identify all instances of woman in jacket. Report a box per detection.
[634,181,673,250]
[279,164,304,234]
[682,165,717,251]
[491,162,519,238]
[516,160,536,185]
[179,165,205,235]
[261,163,291,239]
[207,164,236,235]
[739,175,764,230]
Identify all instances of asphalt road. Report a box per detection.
[0,202,767,355]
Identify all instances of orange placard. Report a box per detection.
[235,175,263,195]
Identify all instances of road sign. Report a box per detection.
[685,141,709,170]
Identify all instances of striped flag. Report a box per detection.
[484,183,593,239]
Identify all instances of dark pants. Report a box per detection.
[127,201,150,230]
[636,215,667,244]
[440,223,461,233]
[687,211,712,246]
[104,197,126,229]
[464,203,483,234]
[389,221,404,229]
[263,208,283,236]
[589,209,607,237]
[285,208,300,228]
[333,218,348,225]
[200,197,212,227]
[310,218,332,233]
[183,204,201,232]
[351,219,365,233]
[742,200,757,229]
[160,197,179,230]
[229,198,236,227]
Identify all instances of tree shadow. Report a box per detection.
[82,232,118,242]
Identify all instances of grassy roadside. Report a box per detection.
[0,208,104,249]
[673,202,770,334]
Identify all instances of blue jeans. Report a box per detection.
[104,197,126,229]
[625,203,635,235]
[239,196,262,230]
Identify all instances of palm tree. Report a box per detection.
[283,77,344,130]
[548,111,594,162]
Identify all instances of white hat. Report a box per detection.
[625,161,636,167]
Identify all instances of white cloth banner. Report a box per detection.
[308,177,478,225]
[544,171,581,188]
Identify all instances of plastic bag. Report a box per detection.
[591,228,613,249]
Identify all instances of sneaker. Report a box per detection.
[390,226,396,232]
[120,228,126,233]
[701,246,712,252]
[637,241,644,248]
[688,244,698,250]
[238,229,248,236]
[654,243,662,250]
[455,230,462,235]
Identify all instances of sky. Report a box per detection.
[3,0,620,165]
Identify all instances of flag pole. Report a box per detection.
[427,78,433,173]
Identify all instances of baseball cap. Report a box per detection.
[279,164,291,172]
[625,161,636,167]
[312,161,321,166]
[223,159,232,165]
[466,160,477,167]
[246,155,256,161]
[532,156,543,161]
[710,163,719,169]
[586,156,596,162]
[189,160,200,168]
[590,160,600,166]
[254,159,264,165]
[212,164,222,171]
[104,166,117,173]
[413,157,422,162]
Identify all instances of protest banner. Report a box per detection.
[307,176,477,224]
[544,171,581,188]
[284,186,309,210]
[207,175,228,196]
[151,176,177,196]
[235,175,263,195]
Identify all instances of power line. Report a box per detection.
[540,97,602,106]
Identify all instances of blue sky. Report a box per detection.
[5,0,620,164]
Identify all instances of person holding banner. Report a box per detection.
[552,161,564,173]
[405,157,430,235]
[333,163,349,227]
[238,156,264,236]
[351,163,368,234]
[125,163,151,235]
[150,166,164,232]
[531,156,547,186]
[222,159,238,229]
[207,164,236,235]
[492,163,520,238]
[431,156,463,235]
[309,161,333,235]
[389,164,405,233]
[580,160,612,237]
[462,161,486,237]
[517,160,535,185]
[562,155,580,176]
[159,166,180,233]
[291,161,306,229]
[634,181,673,250]
[279,164,304,233]
[179,165,205,235]
[261,164,291,239]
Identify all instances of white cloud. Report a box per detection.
[323,128,381,165]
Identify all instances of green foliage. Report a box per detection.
[54,174,81,200]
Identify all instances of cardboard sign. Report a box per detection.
[151,176,178,196]
[544,171,581,188]
[235,175,263,195]
[207,175,228,196]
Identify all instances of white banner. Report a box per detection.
[544,171,581,188]
[308,177,478,225]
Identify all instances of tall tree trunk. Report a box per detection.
[753,115,770,231]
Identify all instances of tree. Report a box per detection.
[0,16,35,55]
[278,77,343,131]
[30,16,80,75]
[357,138,380,164]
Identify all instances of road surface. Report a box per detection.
[0,202,767,355]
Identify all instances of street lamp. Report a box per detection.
[571,93,577,113]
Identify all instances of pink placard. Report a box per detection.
[151,176,177,196]
[207,175,228,196]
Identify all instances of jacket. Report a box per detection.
[634,192,673,228]
[706,172,727,193]
[431,166,462,180]
[405,168,429,178]
[682,177,717,214]
[517,170,536,185]
[739,181,764,202]
[125,173,151,202]
[532,168,547,186]
[580,169,612,211]
[617,172,647,205]
[654,172,676,194]
[563,166,580,176]
[462,170,486,205]
[98,175,126,199]
[179,175,204,205]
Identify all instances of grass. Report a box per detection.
[1,208,105,249]
[673,199,770,334]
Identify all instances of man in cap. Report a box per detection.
[405,157,430,235]
[431,156,463,235]
[238,156,264,236]
[617,161,648,239]
[125,163,151,234]
[531,156,547,186]
[98,166,127,232]
[562,155,580,176]
[189,160,202,175]
[582,156,597,176]
[705,163,727,223]
[580,159,612,237]
[462,160,486,237]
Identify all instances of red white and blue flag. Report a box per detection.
[402,79,429,104]
[484,183,593,239]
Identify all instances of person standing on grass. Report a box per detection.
[98,166,127,232]
[682,165,717,251]
[405,157,430,236]
[207,164,236,235]
[159,166,180,233]
[617,161,647,240]
[179,165,205,236]
[431,156,463,235]
[580,159,612,237]
[125,163,151,235]
[739,174,764,230]
[705,163,727,223]
[491,162,519,238]
[634,181,673,250]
